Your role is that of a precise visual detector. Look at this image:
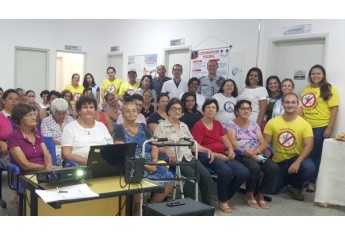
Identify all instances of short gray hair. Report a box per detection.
[50,98,69,113]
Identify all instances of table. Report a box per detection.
[19,175,162,216]
[315,138,345,207]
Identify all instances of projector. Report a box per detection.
[36,166,92,184]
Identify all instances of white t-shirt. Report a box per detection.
[238,86,268,122]
[212,93,237,128]
[61,120,113,159]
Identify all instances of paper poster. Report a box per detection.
[128,54,158,80]
[190,47,230,78]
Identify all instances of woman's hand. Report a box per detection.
[167,153,177,164]
[207,149,215,163]
[226,149,236,160]
[251,154,260,163]
[144,164,157,174]
[45,165,63,170]
[243,147,254,158]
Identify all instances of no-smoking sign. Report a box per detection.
[278,131,296,148]
[302,93,316,108]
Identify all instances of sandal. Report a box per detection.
[257,200,269,209]
[306,183,316,193]
[218,202,233,213]
[246,199,260,209]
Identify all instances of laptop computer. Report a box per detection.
[87,143,137,178]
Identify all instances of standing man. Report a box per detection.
[264,93,315,201]
[161,64,188,99]
[198,60,225,99]
[118,68,140,101]
[101,67,123,110]
[152,65,171,95]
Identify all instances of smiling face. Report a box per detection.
[223,80,234,95]
[143,91,153,103]
[207,60,218,75]
[168,103,183,120]
[310,67,324,86]
[72,74,80,86]
[158,96,169,111]
[248,71,259,86]
[281,80,294,95]
[268,79,280,93]
[282,94,298,115]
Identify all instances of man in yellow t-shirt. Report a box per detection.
[264,93,315,201]
[101,67,123,109]
[118,68,140,101]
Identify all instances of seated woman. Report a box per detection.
[147,93,169,133]
[112,102,174,215]
[179,92,203,131]
[61,96,113,166]
[192,98,250,213]
[226,100,279,209]
[7,103,56,206]
[154,98,214,206]
[8,103,54,174]
[141,90,155,120]
[41,98,74,166]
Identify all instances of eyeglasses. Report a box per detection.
[239,107,252,111]
[170,107,182,112]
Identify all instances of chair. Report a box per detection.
[62,160,79,167]
[7,136,58,214]
[0,158,7,208]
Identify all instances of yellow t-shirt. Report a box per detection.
[101,78,123,102]
[65,84,84,106]
[264,115,313,163]
[118,82,140,96]
[301,85,339,128]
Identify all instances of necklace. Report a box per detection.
[78,119,95,135]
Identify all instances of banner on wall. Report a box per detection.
[128,54,157,80]
[190,47,230,78]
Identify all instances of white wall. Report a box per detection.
[259,19,345,135]
[0,20,109,90]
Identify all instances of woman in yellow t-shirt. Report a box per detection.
[65,73,84,107]
[301,64,339,192]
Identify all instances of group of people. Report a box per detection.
[0,61,339,215]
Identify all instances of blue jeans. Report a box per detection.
[198,153,250,202]
[275,156,315,193]
[309,126,327,184]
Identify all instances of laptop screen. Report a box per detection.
[87,143,137,178]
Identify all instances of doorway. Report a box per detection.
[56,51,86,92]
[164,46,191,82]
[107,52,124,81]
[266,34,327,96]
[15,47,49,96]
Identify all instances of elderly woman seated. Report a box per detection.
[112,101,174,215]
[154,98,214,206]
[61,96,113,166]
[192,98,250,213]
[226,100,279,209]
[41,98,74,166]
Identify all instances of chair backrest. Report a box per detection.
[43,136,57,165]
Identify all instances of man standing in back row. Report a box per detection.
[198,59,225,99]
[264,93,315,201]
[152,65,171,95]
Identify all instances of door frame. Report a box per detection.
[14,46,50,89]
[107,52,124,80]
[163,45,191,77]
[266,33,329,76]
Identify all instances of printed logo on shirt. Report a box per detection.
[74,93,81,102]
[301,93,317,109]
[224,101,235,113]
[127,89,135,96]
[107,85,115,93]
[278,130,296,149]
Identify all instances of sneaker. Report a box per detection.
[286,186,305,201]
